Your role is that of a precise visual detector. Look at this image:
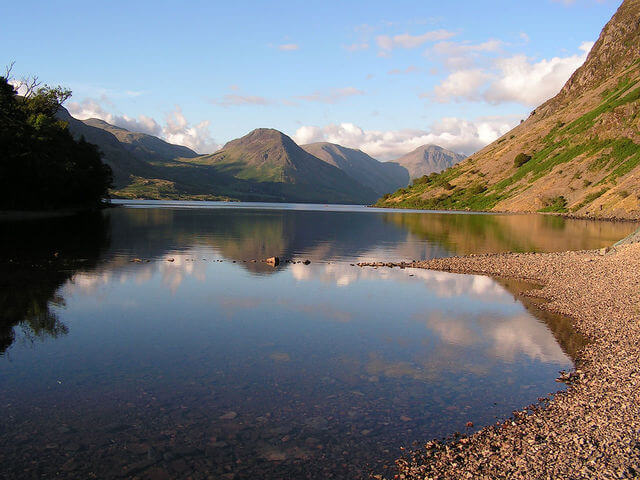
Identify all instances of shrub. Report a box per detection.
[539,196,568,213]
[514,153,532,168]
[412,175,429,185]
[467,184,487,195]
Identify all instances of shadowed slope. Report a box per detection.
[302,142,409,195]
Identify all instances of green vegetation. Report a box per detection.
[0,75,112,210]
[571,188,609,212]
[514,153,532,168]
[539,196,568,213]
[376,69,640,213]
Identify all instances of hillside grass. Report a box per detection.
[376,72,640,212]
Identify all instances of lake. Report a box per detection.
[0,201,634,479]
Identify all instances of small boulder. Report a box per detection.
[266,256,280,266]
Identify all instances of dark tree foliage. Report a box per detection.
[0,76,112,210]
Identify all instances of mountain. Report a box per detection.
[389,145,465,180]
[82,118,198,161]
[180,128,379,204]
[59,109,266,200]
[301,142,409,195]
[377,0,640,220]
[61,111,378,203]
[57,107,163,188]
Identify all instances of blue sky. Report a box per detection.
[2,0,620,159]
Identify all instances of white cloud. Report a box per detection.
[297,87,364,104]
[8,79,30,97]
[278,43,299,51]
[67,99,220,154]
[343,42,369,52]
[431,69,491,102]
[376,29,456,55]
[124,90,146,97]
[67,98,163,136]
[430,39,503,70]
[211,94,271,107]
[388,65,420,75]
[431,41,594,106]
[292,115,518,160]
[163,106,219,154]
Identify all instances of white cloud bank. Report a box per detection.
[67,98,220,154]
[432,41,594,106]
[376,29,456,56]
[293,115,518,160]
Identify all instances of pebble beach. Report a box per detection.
[385,238,640,479]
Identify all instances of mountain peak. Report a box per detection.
[302,141,409,195]
[539,0,640,118]
[84,117,129,132]
[377,0,640,219]
[223,128,293,150]
[390,144,465,180]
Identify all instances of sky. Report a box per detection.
[2,0,621,160]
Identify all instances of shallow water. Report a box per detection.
[1,202,630,479]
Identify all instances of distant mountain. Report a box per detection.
[302,142,409,196]
[82,118,198,161]
[59,110,400,204]
[389,145,465,180]
[57,107,163,187]
[377,0,640,219]
[194,128,379,204]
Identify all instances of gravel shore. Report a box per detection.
[386,242,640,479]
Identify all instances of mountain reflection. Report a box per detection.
[0,213,110,354]
[104,207,635,271]
[1,204,609,358]
[382,211,634,255]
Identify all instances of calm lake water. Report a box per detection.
[0,202,635,479]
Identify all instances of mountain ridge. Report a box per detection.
[388,144,465,180]
[301,141,409,196]
[194,128,379,204]
[376,0,640,220]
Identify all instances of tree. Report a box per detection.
[0,74,112,209]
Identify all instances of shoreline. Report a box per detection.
[0,202,115,222]
[371,203,640,223]
[368,242,640,479]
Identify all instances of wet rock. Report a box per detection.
[144,467,171,480]
[304,416,329,430]
[269,352,290,362]
[265,256,280,266]
[261,448,287,461]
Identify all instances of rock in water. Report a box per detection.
[266,256,280,266]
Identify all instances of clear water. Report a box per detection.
[1,202,631,480]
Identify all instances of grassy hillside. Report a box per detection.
[377,0,640,220]
[189,129,379,204]
[64,114,380,203]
